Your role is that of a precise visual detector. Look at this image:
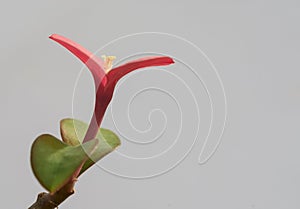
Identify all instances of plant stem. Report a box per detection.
[28,180,76,209]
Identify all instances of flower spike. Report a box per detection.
[49,34,175,142]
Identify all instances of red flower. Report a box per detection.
[50,34,174,142]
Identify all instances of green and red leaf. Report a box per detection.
[30,134,99,193]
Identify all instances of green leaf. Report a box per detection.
[60,118,120,175]
[30,134,98,193]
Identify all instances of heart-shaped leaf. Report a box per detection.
[30,134,99,193]
[60,118,120,175]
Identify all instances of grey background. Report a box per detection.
[1,0,299,208]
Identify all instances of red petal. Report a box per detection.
[107,56,174,84]
[49,34,105,86]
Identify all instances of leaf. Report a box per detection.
[30,134,98,193]
[60,118,120,175]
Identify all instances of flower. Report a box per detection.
[49,34,174,142]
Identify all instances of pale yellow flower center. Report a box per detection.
[102,55,116,73]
